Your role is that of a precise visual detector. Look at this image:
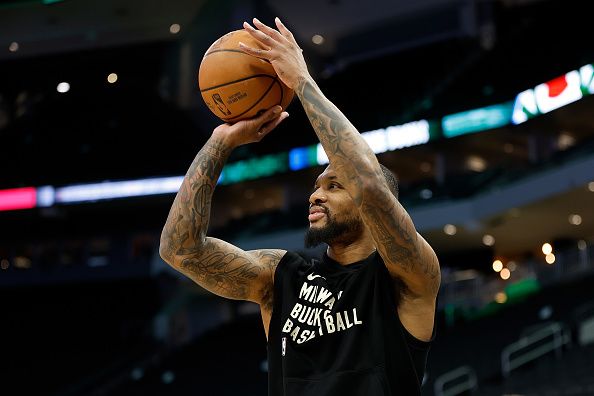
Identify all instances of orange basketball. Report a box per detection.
[198,29,294,123]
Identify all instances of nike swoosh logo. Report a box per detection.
[307,273,326,281]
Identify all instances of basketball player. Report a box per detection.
[160,17,440,396]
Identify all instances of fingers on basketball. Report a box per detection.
[198,30,294,123]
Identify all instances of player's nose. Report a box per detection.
[309,188,327,205]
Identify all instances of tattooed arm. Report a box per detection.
[159,106,289,305]
[295,77,441,299]
[241,18,440,301]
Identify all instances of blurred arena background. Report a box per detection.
[1,0,594,395]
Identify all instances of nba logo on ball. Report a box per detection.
[211,93,232,116]
[198,29,294,122]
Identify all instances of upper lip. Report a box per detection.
[309,206,327,215]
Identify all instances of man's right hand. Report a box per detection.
[213,105,289,148]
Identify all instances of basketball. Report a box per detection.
[198,29,294,123]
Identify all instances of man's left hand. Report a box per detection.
[239,17,310,90]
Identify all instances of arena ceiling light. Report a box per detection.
[483,234,495,246]
[495,292,507,303]
[466,155,487,172]
[492,260,503,272]
[557,132,576,150]
[311,34,325,45]
[568,214,582,226]
[56,82,70,93]
[541,243,553,255]
[419,189,433,199]
[443,224,457,236]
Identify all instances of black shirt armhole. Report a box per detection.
[268,251,299,345]
[271,251,294,313]
[399,315,435,387]
[402,322,435,351]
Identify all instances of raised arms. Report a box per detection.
[240,18,440,303]
[296,77,441,299]
[159,107,288,305]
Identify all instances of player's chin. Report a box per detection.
[308,218,326,227]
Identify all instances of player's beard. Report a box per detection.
[304,211,364,248]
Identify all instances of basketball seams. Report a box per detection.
[205,49,270,58]
[274,78,284,107]
[205,49,245,56]
[199,50,274,91]
[200,74,276,93]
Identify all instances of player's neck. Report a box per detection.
[326,239,376,266]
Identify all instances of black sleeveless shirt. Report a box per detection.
[267,251,433,396]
